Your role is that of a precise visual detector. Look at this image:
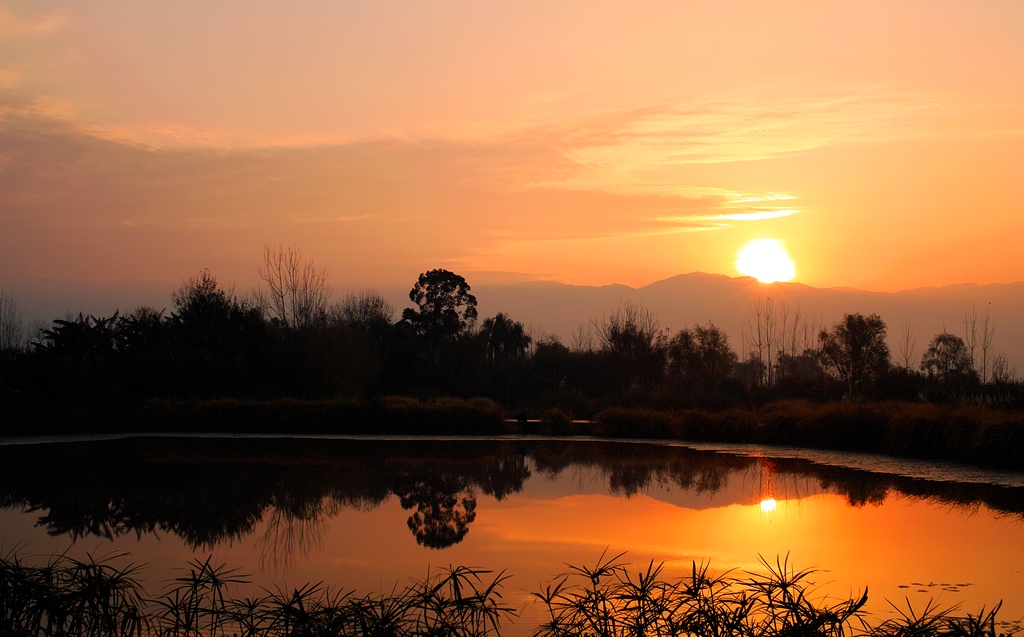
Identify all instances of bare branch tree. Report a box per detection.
[775,302,810,383]
[788,304,803,362]
[331,290,395,328]
[896,320,917,371]
[992,353,1015,383]
[571,320,597,353]
[979,302,995,384]
[0,288,25,351]
[964,305,979,375]
[777,301,789,384]
[596,301,661,355]
[743,295,778,389]
[258,244,331,329]
[523,322,544,358]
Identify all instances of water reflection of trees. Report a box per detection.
[0,439,528,555]
[528,441,743,497]
[257,495,341,571]
[396,475,477,549]
[2,438,1024,564]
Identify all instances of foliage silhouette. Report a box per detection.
[6,262,1024,445]
[921,332,979,403]
[819,313,891,398]
[667,322,738,391]
[401,269,478,344]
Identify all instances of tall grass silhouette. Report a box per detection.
[0,549,1017,636]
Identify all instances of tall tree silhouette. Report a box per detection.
[595,301,667,391]
[0,289,24,352]
[31,313,121,403]
[401,269,478,344]
[921,331,977,401]
[170,270,266,396]
[819,313,890,398]
[481,313,531,364]
[481,313,532,402]
[667,322,737,390]
[257,244,331,329]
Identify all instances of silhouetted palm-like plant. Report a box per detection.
[534,552,872,637]
[0,548,147,637]
[1,550,1017,637]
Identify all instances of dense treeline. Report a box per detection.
[2,254,1024,433]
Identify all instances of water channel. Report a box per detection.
[1,435,1023,634]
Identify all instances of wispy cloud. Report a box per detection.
[570,88,981,165]
[0,7,66,40]
[530,87,1021,198]
[0,82,1017,290]
[0,99,806,250]
[81,122,244,150]
[654,209,799,224]
[0,95,77,122]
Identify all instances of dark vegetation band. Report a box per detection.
[2,259,1023,468]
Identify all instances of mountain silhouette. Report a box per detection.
[474,273,1024,372]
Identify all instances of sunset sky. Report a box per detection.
[1,1,1022,316]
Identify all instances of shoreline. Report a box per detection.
[4,396,1024,472]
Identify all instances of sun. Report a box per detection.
[735,239,796,283]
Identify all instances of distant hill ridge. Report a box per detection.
[475,273,1024,373]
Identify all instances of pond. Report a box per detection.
[2,435,1023,634]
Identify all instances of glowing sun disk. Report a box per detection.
[736,239,796,283]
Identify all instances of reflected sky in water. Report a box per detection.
[1,437,1022,633]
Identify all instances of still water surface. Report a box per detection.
[2,435,1023,633]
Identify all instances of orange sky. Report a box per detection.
[1,1,1022,314]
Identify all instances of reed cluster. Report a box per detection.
[0,550,147,637]
[0,552,512,637]
[533,552,1014,637]
[1,550,1018,637]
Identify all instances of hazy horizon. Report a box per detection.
[7,271,1024,375]
[9,269,1024,325]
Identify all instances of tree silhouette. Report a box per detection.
[332,290,395,330]
[819,313,890,398]
[667,322,737,390]
[481,313,531,364]
[257,244,331,329]
[0,288,24,352]
[170,270,267,396]
[479,313,532,402]
[401,269,478,344]
[31,313,121,403]
[115,306,171,396]
[595,302,667,391]
[921,332,975,385]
